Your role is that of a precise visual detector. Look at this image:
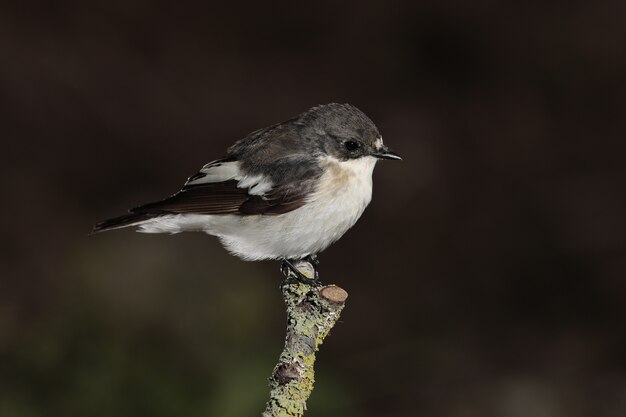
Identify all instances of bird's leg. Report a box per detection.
[281,259,313,285]
[281,258,321,286]
[303,254,320,269]
[302,254,320,281]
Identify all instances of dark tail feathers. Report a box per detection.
[92,212,159,234]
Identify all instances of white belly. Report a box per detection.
[139,156,377,260]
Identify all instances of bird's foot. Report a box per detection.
[303,254,320,269]
[281,258,321,286]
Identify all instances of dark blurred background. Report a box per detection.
[1,1,625,416]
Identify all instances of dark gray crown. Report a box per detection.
[228,103,382,163]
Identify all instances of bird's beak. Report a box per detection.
[373,146,402,160]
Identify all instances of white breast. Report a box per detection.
[139,156,378,261]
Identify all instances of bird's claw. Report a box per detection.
[281,258,322,286]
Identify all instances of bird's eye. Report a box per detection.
[344,140,361,151]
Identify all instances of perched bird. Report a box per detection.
[94,103,401,284]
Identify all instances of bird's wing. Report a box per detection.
[129,158,317,216]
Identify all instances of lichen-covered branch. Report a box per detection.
[262,265,348,417]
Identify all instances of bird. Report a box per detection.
[93,103,401,284]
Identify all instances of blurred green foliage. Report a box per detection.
[1,236,356,417]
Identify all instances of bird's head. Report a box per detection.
[298,103,401,162]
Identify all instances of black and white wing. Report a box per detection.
[93,157,319,232]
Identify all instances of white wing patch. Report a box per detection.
[237,174,273,196]
[185,160,241,186]
[185,159,273,196]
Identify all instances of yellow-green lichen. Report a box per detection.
[262,279,346,417]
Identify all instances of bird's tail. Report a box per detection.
[92,212,159,234]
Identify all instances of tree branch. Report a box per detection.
[263,264,348,417]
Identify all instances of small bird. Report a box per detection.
[94,103,401,284]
